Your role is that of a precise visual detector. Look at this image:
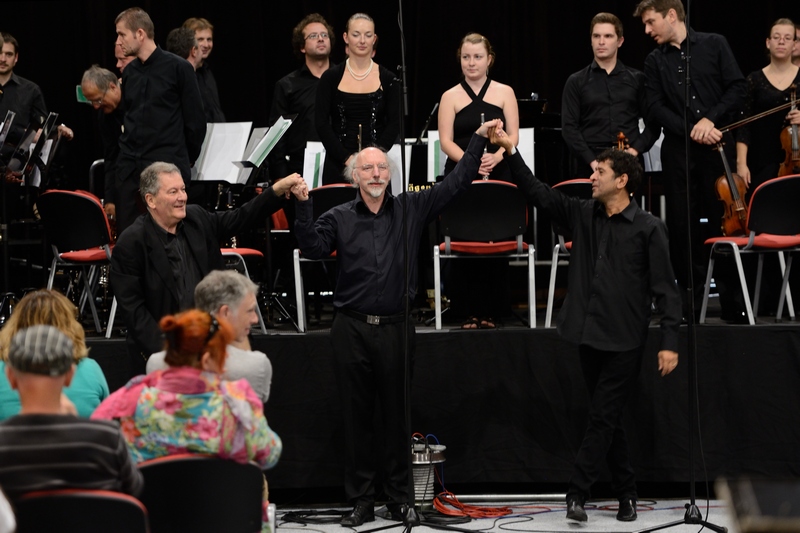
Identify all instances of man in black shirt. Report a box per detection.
[269,13,334,179]
[165,27,202,71]
[635,0,746,321]
[561,13,658,177]
[292,119,503,527]
[183,17,225,124]
[491,126,681,524]
[80,66,124,222]
[114,7,206,236]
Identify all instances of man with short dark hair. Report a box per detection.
[166,27,202,70]
[561,13,657,177]
[183,17,225,123]
[147,270,273,402]
[114,7,206,235]
[491,126,681,524]
[0,325,143,501]
[81,65,124,220]
[269,13,334,178]
[111,161,302,373]
[634,0,747,322]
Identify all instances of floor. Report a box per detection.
[276,498,737,533]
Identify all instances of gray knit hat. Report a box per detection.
[8,325,74,376]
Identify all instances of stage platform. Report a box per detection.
[86,319,800,501]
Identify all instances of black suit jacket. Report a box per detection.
[111,187,285,357]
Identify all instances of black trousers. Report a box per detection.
[330,312,414,507]
[567,344,643,503]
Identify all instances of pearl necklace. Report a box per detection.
[346,58,374,81]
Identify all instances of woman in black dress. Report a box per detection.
[315,13,400,184]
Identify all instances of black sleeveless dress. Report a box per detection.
[443,78,510,181]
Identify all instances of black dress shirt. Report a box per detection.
[505,150,681,352]
[118,47,207,181]
[561,60,658,165]
[0,73,47,144]
[294,134,486,316]
[156,221,203,310]
[644,29,745,137]
[269,63,325,178]
[97,105,124,205]
[196,62,225,123]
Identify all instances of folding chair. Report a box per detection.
[36,189,114,333]
[545,179,593,327]
[700,174,800,324]
[293,184,356,332]
[15,489,149,533]
[433,180,535,329]
[138,453,263,533]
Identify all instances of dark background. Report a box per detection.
[3,0,799,188]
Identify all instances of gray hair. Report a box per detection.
[194,270,258,313]
[344,147,396,184]
[81,65,118,90]
[139,161,181,202]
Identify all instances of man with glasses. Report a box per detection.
[635,0,746,322]
[269,14,334,179]
[291,119,502,527]
[80,65,124,221]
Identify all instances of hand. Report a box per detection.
[476,118,503,138]
[788,109,800,125]
[479,152,500,176]
[488,125,513,153]
[60,393,77,415]
[658,350,678,376]
[272,173,303,198]
[624,147,639,157]
[590,160,599,172]
[690,118,721,145]
[291,181,309,201]
[104,202,116,220]
[736,162,751,187]
[57,124,74,141]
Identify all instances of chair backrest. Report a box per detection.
[138,453,263,533]
[551,179,593,240]
[36,189,113,252]
[440,180,527,242]
[89,158,105,199]
[15,489,149,533]
[747,174,800,236]
[309,183,357,221]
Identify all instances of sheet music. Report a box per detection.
[234,115,294,169]
[426,131,446,182]
[302,142,326,190]
[192,122,252,183]
[236,127,269,184]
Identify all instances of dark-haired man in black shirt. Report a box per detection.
[491,126,681,524]
[562,12,658,177]
[269,13,334,179]
[634,0,746,321]
[292,119,503,527]
[114,7,206,236]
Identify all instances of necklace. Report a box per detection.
[346,58,374,81]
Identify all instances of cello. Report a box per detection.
[778,84,800,176]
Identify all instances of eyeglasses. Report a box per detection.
[771,34,795,42]
[305,32,329,40]
[359,163,389,173]
[90,88,108,107]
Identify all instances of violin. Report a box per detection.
[615,131,629,151]
[778,84,800,176]
[714,142,748,236]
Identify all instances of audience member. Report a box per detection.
[147,270,273,403]
[0,290,109,419]
[0,325,142,501]
[183,17,226,122]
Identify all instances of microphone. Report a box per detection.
[415,103,439,145]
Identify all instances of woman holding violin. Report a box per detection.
[736,18,800,192]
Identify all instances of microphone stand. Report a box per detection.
[640,1,727,531]
[415,103,438,145]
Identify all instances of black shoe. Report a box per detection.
[386,503,420,525]
[616,499,637,522]
[341,504,374,527]
[566,499,587,522]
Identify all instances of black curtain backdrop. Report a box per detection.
[3,0,798,189]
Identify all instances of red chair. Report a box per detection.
[36,189,114,333]
[292,184,356,332]
[15,489,149,532]
[700,174,800,324]
[433,180,535,329]
[544,179,593,327]
[138,453,264,533]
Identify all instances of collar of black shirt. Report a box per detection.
[593,197,638,221]
[354,189,394,214]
